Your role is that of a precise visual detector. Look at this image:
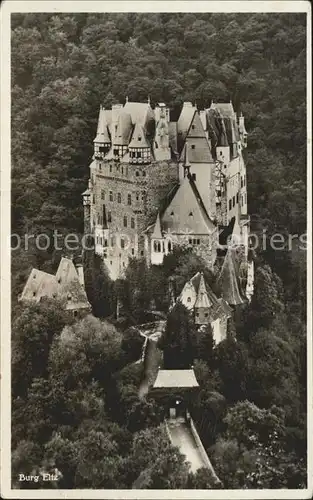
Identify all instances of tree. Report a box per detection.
[187,467,222,488]
[211,401,307,488]
[246,330,300,423]
[129,425,190,489]
[12,299,67,397]
[83,240,114,318]
[160,302,195,369]
[49,315,123,388]
[213,338,250,402]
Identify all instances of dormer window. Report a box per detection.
[138,136,142,141]
[58,278,61,284]
[170,211,174,216]
[187,297,191,302]
[189,212,193,217]
[67,294,72,301]
[191,145,195,149]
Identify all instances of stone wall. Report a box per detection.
[89,158,178,278]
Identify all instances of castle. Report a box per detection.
[82,99,250,282]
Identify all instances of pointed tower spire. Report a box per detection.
[195,273,212,308]
[151,212,163,239]
[217,248,245,306]
[94,106,111,144]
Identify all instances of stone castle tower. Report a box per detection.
[83,99,250,281]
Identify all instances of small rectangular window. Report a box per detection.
[101,190,105,200]
[232,196,235,207]
[110,165,112,173]
[191,145,195,149]
[109,191,113,202]
[121,238,125,249]
[123,216,127,228]
[117,193,121,203]
[131,218,135,229]
[192,173,196,181]
[127,194,132,205]
[236,193,239,204]
[229,199,232,211]
[108,211,112,223]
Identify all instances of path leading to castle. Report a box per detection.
[138,329,163,399]
[167,419,207,473]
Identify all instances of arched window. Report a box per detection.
[157,242,161,252]
[153,240,158,252]
[109,191,113,201]
[187,297,191,302]
[123,215,127,227]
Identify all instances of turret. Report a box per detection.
[94,106,111,159]
[113,110,132,160]
[153,103,171,161]
[129,122,151,164]
[151,213,165,265]
[82,179,91,234]
[239,112,248,148]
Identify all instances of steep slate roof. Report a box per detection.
[20,258,90,311]
[55,257,80,285]
[183,112,214,163]
[177,102,197,149]
[128,122,150,148]
[20,269,58,302]
[217,247,245,306]
[153,369,199,388]
[194,273,212,308]
[207,108,229,148]
[161,175,216,235]
[124,101,154,125]
[94,106,111,144]
[191,272,219,308]
[151,212,163,239]
[210,102,235,118]
[114,111,133,145]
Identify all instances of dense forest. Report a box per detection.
[11,13,307,489]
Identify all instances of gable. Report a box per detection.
[161,176,215,235]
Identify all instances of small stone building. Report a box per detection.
[19,257,91,318]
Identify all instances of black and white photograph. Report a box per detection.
[0,1,312,498]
